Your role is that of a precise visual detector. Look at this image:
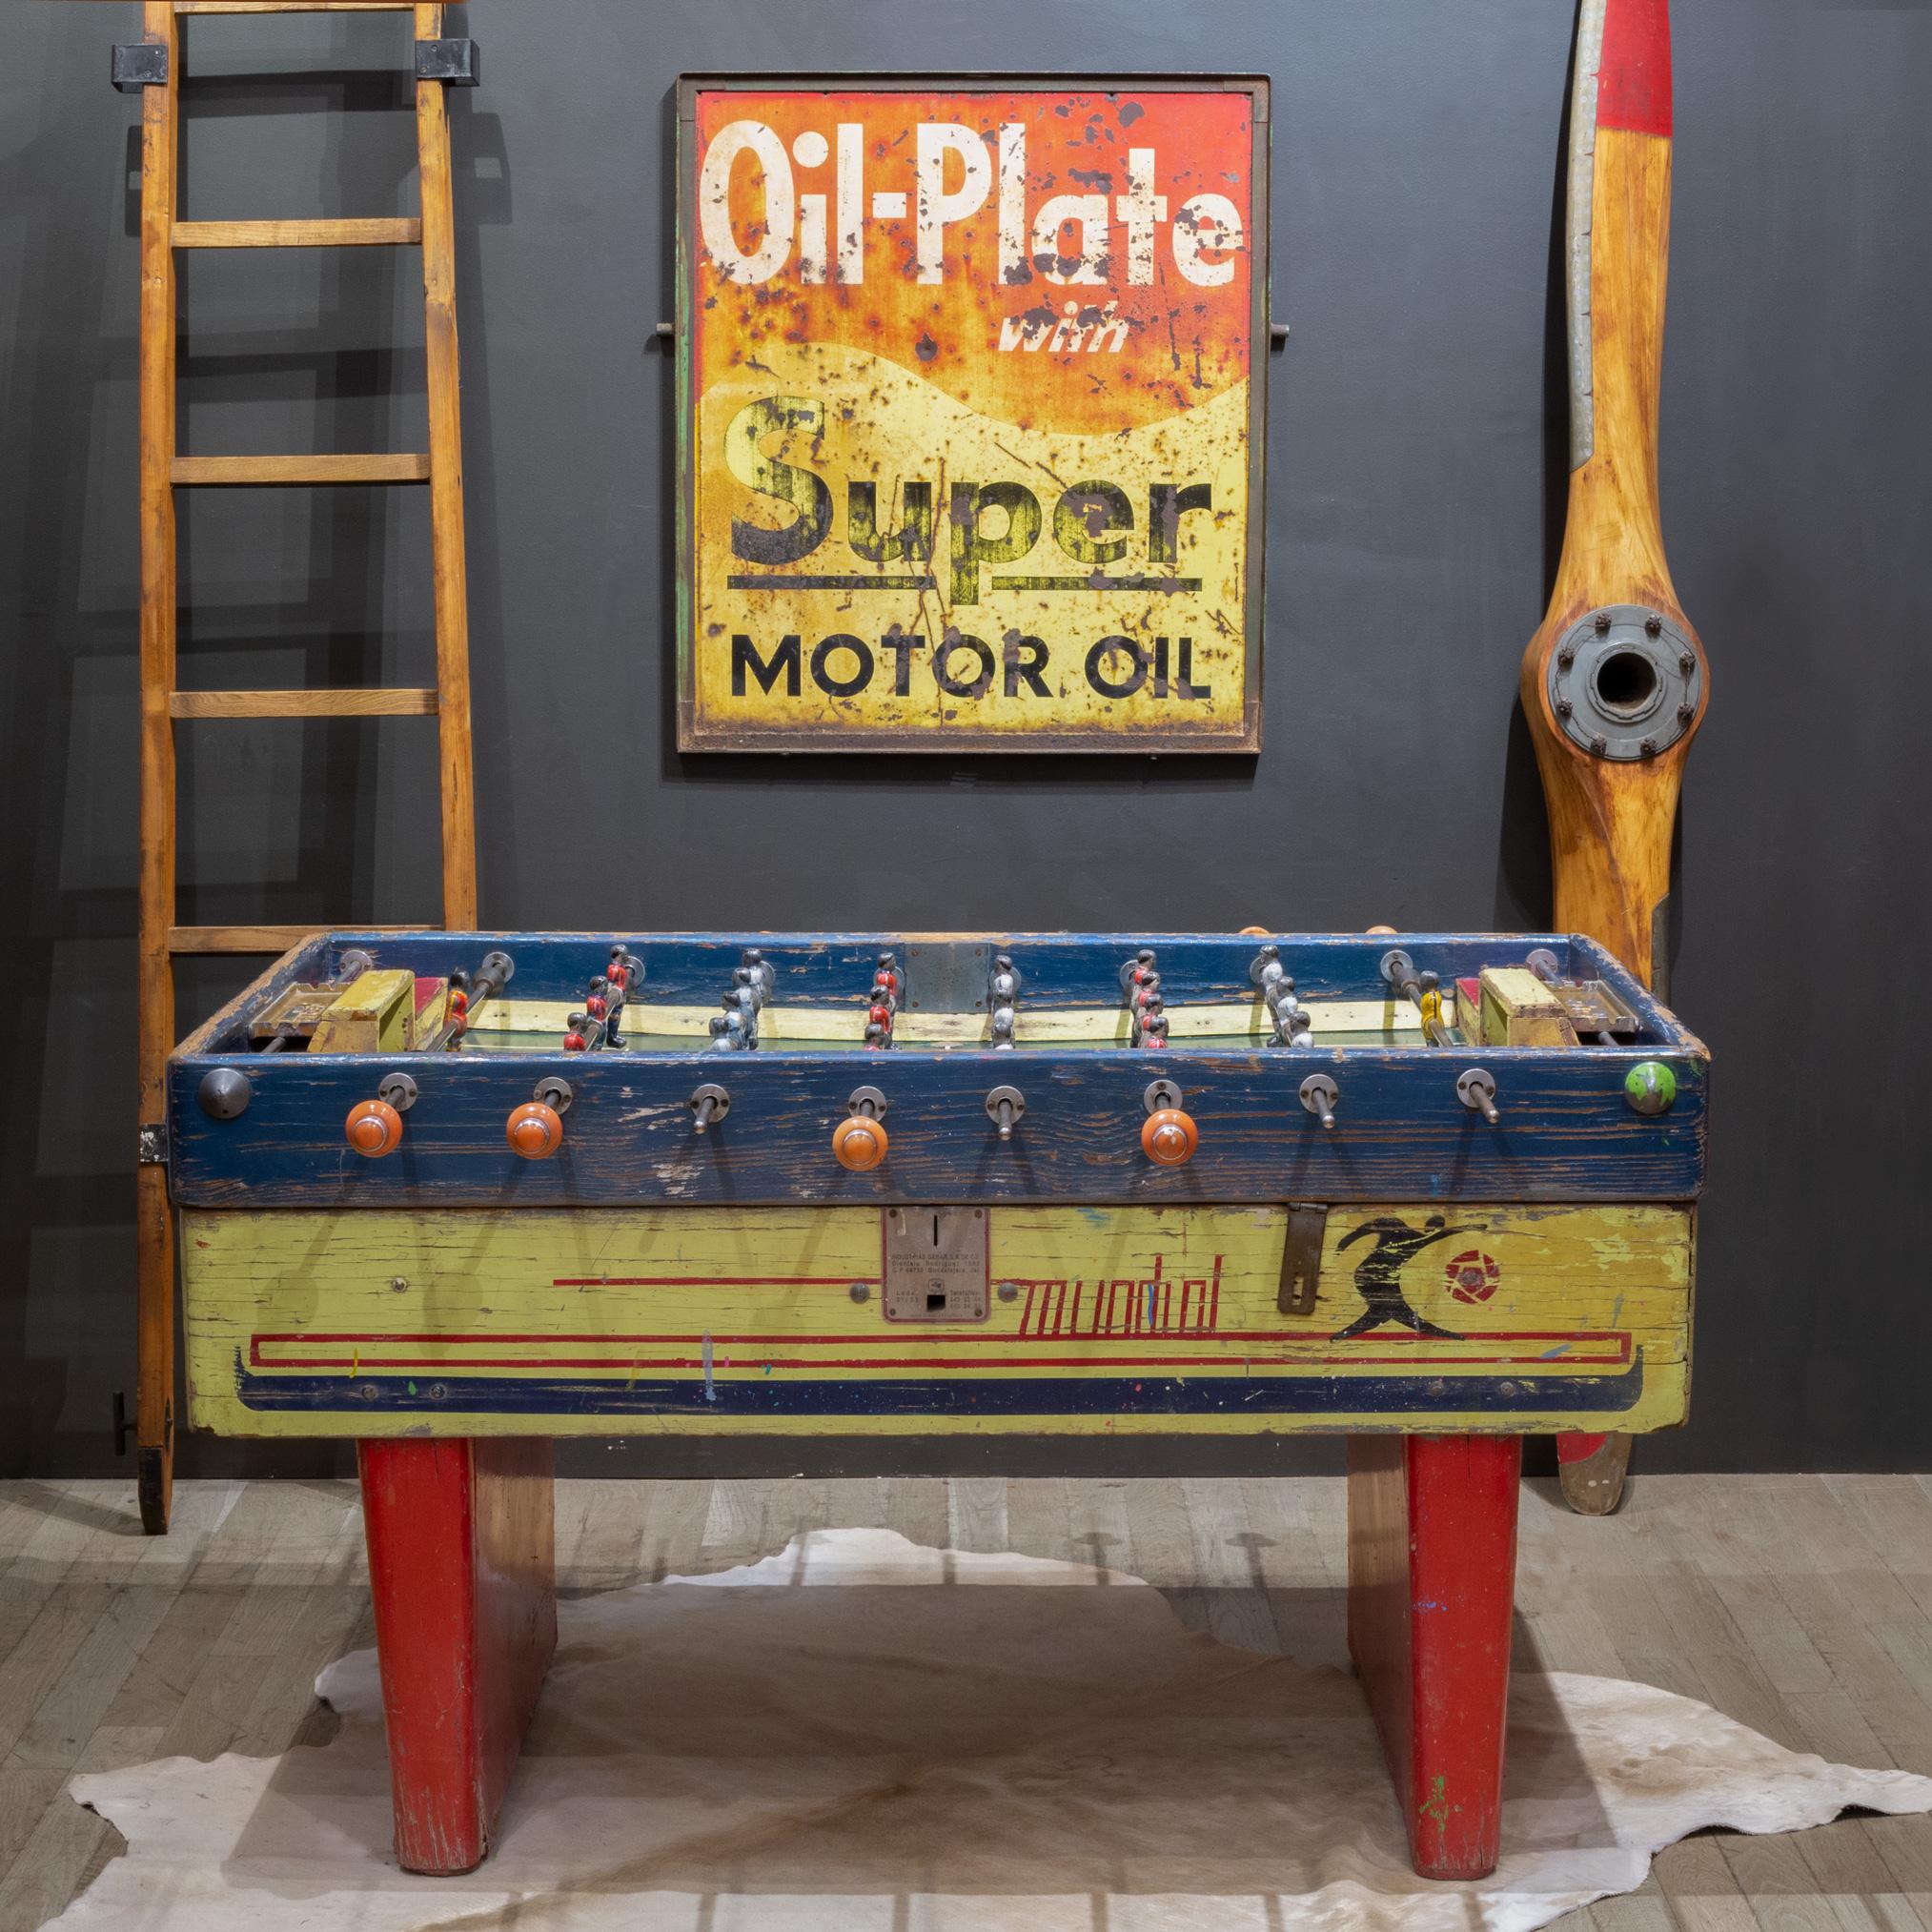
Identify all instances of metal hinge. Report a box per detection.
[1276,1202,1328,1316]
[415,38,480,86]
[137,1121,169,1166]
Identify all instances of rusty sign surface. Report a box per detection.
[676,75,1271,752]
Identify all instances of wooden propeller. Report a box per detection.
[1523,0,1707,1513]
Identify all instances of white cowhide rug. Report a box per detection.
[54,1527,1932,1931]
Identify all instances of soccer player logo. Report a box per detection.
[1332,1215,1474,1341]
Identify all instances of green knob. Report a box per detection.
[1624,1061,1678,1116]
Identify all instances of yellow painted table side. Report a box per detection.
[181,1203,1692,1439]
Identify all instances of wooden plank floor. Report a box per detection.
[2,1473,1929,1929]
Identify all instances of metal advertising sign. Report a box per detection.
[676,75,1270,752]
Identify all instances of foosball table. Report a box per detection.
[166,928,1708,1881]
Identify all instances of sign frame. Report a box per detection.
[674,71,1271,755]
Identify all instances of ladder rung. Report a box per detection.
[171,454,431,485]
[170,688,439,720]
[169,923,436,955]
[173,4,446,14]
[173,219,421,250]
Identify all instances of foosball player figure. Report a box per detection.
[1127,960,1169,1047]
[742,946,776,1004]
[988,952,1020,1048]
[600,946,641,1046]
[1382,947,1452,1046]
[1266,973,1310,1047]
[862,949,900,1049]
[702,955,766,1052]
[1119,946,1157,995]
[444,970,472,1040]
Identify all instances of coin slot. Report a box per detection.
[882,1206,989,1322]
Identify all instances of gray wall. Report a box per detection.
[3,1,1927,1483]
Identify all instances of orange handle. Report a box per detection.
[833,1113,888,1172]
[1140,1108,1197,1167]
[506,1101,563,1160]
[345,1098,403,1158]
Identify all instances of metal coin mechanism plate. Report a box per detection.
[1547,603,1702,762]
[903,943,990,1014]
[882,1207,990,1322]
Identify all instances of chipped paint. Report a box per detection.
[180,1201,1691,1438]
[679,80,1269,751]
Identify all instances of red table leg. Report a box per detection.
[1347,1434,1522,1881]
[358,1437,557,1874]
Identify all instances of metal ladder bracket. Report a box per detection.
[112,43,169,92]
[416,38,479,87]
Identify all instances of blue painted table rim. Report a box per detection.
[167,931,1708,1209]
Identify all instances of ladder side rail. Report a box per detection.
[134,0,182,1535]
[416,0,478,927]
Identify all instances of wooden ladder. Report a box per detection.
[120,0,479,1533]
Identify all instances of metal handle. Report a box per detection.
[985,1084,1025,1141]
[1299,1073,1338,1131]
[1456,1068,1500,1126]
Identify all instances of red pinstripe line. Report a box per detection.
[253,1327,1626,1352]
[254,1349,1637,1373]
[552,1275,868,1288]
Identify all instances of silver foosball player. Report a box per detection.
[707,947,769,1052]
[599,946,646,1047]
[987,952,1020,1048]
[1251,944,1312,1047]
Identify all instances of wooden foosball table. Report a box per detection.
[166,929,1708,1881]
